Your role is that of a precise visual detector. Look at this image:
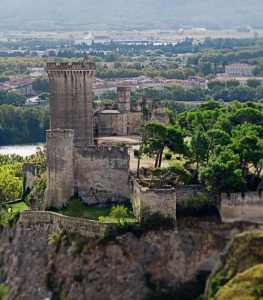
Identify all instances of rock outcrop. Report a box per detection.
[0,218,259,300]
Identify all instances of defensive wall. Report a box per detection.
[19,210,118,238]
[45,128,130,208]
[22,162,44,192]
[219,192,263,224]
[130,178,205,219]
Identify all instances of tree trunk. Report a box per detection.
[155,152,160,168]
[257,177,263,192]
[158,149,163,168]
[137,145,142,178]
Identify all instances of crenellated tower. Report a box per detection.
[47,56,95,145]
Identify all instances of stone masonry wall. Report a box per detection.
[74,145,130,204]
[130,179,205,219]
[174,185,205,204]
[130,179,176,219]
[19,210,117,238]
[45,129,74,209]
[22,163,37,192]
[219,192,263,224]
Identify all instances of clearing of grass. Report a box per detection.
[58,202,136,222]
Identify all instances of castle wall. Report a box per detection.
[19,210,117,238]
[74,145,130,203]
[96,112,130,136]
[45,129,74,208]
[219,192,263,224]
[130,179,205,219]
[130,179,176,219]
[174,185,205,204]
[22,163,37,192]
[47,59,95,145]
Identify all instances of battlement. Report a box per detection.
[47,129,74,136]
[75,145,129,159]
[47,56,95,71]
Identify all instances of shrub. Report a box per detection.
[2,202,11,212]
[110,205,128,221]
[164,153,172,160]
[133,149,139,157]
[0,283,9,300]
[66,198,85,218]
[117,141,127,147]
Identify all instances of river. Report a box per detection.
[0,143,44,157]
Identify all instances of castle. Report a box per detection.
[94,88,169,137]
[43,56,169,209]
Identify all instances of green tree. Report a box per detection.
[207,80,225,90]
[246,78,261,89]
[31,76,49,93]
[226,79,240,88]
[190,125,210,169]
[199,150,246,195]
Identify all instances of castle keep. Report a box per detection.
[45,57,130,208]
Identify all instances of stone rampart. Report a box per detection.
[74,145,130,204]
[19,210,118,238]
[219,192,263,224]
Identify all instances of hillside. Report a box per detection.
[0,0,263,31]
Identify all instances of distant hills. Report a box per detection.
[0,0,262,31]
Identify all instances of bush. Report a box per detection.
[0,283,9,300]
[110,205,128,221]
[133,149,139,157]
[117,141,127,147]
[164,153,172,160]
[66,198,85,218]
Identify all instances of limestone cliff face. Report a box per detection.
[204,229,263,300]
[0,219,256,300]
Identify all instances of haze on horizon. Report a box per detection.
[0,0,263,32]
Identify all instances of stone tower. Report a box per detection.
[47,56,95,145]
[117,87,130,112]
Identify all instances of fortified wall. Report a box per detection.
[219,192,263,224]
[19,210,118,238]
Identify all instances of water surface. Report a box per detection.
[0,143,44,157]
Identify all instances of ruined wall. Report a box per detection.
[74,145,130,203]
[96,112,131,136]
[22,163,37,192]
[219,192,263,224]
[47,57,95,145]
[131,179,206,218]
[130,179,176,219]
[19,210,117,238]
[174,185,205,204]
[45,129,74,208]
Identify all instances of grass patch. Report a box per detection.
[58,202,135,222]
[11,202,29,213]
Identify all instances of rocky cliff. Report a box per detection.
[0,218,259,300]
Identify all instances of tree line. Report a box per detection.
[0,105,49,145]
[136,100,263,195]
